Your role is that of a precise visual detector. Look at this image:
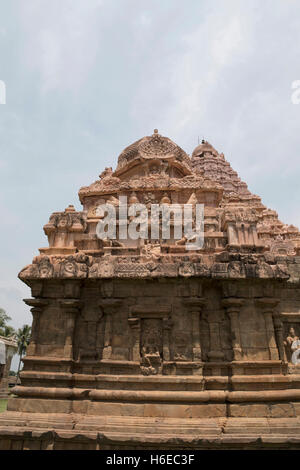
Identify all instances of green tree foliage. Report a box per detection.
[16,325,31,356]
[16,325,32,378]
[0,308,15,337]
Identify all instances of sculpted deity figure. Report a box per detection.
[57,214,70,230]
[140,345,162,375]
[141,240,161,260]
[38,257,54,278]
[60,257,78,278]
[143,192,156,207]
[284,327,300,363]
[149,164,160,175]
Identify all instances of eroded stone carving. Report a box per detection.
[140,319,163,375]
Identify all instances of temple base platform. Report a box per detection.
[2,378,300,449]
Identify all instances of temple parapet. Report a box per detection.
[41,205,87,255]
[19,252,293,282]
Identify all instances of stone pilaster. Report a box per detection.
[59,299,82,359]
[162,317,173,361]
[207,318,224,361]
[128,317,141,362]
[99,299,122,360]
[23,298,49,356]
[222,298,244,361]
[202,307,224,362]
[250,224,259,246]
[186,298,205,361]
[227,223,239,246]
[273,313,286,362]
[103,316,112,359]
[255,298,280,361]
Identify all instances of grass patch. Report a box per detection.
[0,399,8,413]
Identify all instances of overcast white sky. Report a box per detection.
[0,0,300,345]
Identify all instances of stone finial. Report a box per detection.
[65,205,76,213]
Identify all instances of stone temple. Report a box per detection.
[1,131,300,449]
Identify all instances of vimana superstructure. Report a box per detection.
[1,130,300,449]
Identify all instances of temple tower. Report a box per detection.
[1,131,300,449]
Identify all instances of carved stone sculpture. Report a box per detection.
[284,327,300,362]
